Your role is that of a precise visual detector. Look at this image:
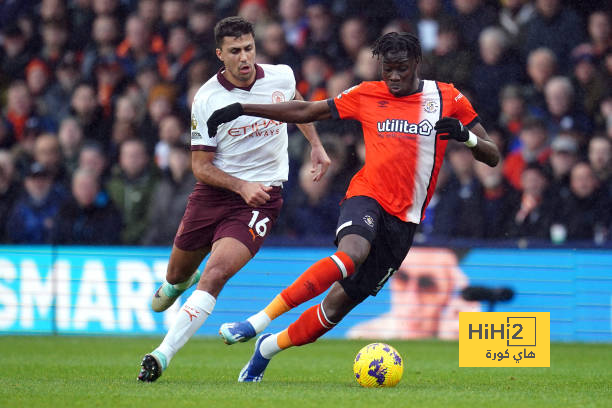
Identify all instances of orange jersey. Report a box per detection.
[328,80,479,223]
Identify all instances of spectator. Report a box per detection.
[498,0,536,46]
[522,0,584,72]
[452,0,497,53]
[140,83,176,148]
[543,76,592,136]
[52,168,122,245]
[260,21,302,74]
[157,24,195,87]
[337,17,369,69]
[571,49,609,118]
[588,136,611,188]
[433,144,484,239]
[506,162,553,240]
[187,4,216,58]
[57,117,84,177]
[471,26,524,123]
[160,0,188,36]
[523,47,558,112]
[106,138,159,245]
[4,81,55,143]
[69,82,112,147]
[33,132,69,187]
[279,0,308,50]
[37,18,69,71]
[573,10,611,62]
[304,1,342,62]
[546,133,579,200]
[411,0,447,54]
[0,24,33,81]
[6,161,67,243]
[81,15,121,81]
[503,117,551,190]
[498,84,527,151]
[297,52,332,101]
[78,141,108,182]
[67,0,95,52]
[420,18,473,89]
[143,143,195,246]
[0,150,22,242]
[474,158,519,240]
[116,14,164,79]
[352,46,379,82]
[42,52,82,124]
[154,114,184,170]
[552,162,610,243]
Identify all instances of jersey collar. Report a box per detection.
[217,64,265,92]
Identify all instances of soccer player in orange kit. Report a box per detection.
[207,31,500,382]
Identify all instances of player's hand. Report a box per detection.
[310,144,331,182]
[434,117,469,142]
[206,103,244,137]
[239,182,272,207]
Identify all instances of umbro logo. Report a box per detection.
[377,101,389,108]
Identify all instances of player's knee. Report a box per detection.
[202,263,234,285]
[338,239,370,267]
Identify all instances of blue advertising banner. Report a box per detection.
[0,246,610,342]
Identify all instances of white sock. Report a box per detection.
[247,311,271,333]
[259,333,282,359]
[156,290,216,363]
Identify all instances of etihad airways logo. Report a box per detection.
[228,118,284,137]
[376,119,434,137]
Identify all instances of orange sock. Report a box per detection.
[263,295,291,320]
[276,329,293,349]
[286,303,336,347]
[280,251,354,308]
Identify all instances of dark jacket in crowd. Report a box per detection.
[52,196,122,245]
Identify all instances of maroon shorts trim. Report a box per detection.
[174,183,283,255]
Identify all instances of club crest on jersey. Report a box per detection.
[272,91,285,103]
[363,215,375,228]
[423,99,439,113]
[376,119,434,137]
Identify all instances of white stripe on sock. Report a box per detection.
[316,306,333,329]
[330,254,348,278]
[318,303,336,326]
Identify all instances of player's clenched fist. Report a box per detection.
[238,181,272,207]
[206,102,244,137]
[434,117,469,142]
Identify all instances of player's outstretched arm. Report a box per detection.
[207,100,332,138]
[434,117,500,167]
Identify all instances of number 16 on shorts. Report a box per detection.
[459,312,550,367]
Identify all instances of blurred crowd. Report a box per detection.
[0,0,611,247]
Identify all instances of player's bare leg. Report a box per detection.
[238,282,360,382]
[151,245,211,312]
[220,234,369,344]
[138,238,252,382]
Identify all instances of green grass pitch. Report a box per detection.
[1,336,610,408]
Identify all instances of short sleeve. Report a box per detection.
[190,97,216,151]
[449,85,480,129]
[328,84,362,120]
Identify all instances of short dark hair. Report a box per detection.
[372,32,422,63]
[214,17,255,48]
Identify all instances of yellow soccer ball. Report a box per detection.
[353,343,403,388]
